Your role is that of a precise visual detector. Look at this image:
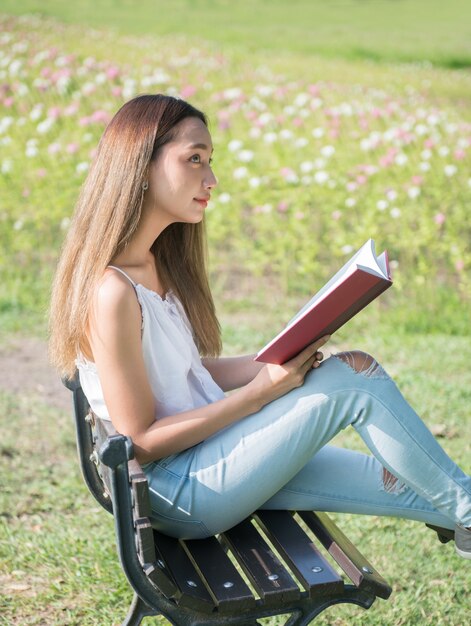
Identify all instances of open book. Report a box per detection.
[255,239,392,364]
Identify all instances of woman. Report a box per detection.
[49,94,471,557]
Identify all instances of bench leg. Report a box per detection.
[122,592,158,626]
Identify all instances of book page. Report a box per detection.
[286,239,377,328]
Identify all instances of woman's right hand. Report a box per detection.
[248,335,330,407]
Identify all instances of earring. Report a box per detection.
[142,181,149,191]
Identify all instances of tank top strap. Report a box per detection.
[107,265,137,287]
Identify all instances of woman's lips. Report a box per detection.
[194,198,209,208]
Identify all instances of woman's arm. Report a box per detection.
[89,272,329,464]
[202,355,265,391]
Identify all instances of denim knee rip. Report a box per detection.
[333,351,406,493]
[332,350,389,380]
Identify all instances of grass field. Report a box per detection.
[2,0,471,68]
[0,1,470,624]
[1,333,470,625]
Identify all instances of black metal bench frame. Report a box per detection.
[65,374,393,625]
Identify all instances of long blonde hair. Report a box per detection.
[49,94,221,378]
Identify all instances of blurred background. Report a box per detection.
[0,2,470,624]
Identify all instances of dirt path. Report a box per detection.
[0,336,70,411]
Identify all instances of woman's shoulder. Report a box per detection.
[93,269,141,324]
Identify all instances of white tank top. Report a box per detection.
[76,266,225,421]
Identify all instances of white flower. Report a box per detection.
[314,171,329,184]
[419,162,431,172]
[300,161,314,173]
[468,178,471,188]
[312,128,324,138]
[390,207,401,218]
[228,139,243,152]
[294,93,309,107]
[395,153,408,166]
[1,158,12,173]
[238,149,254,162]
[301,176,312,185]
[60,217,71,230]
[217,192,231,203]
[0,116,13,134]
[76,162,89,174]
[414,124,428,136]
[345,198,356,208]
[249,127,262,139]
[386,189,398,201]
[408,187,421,199]
[377,200,389,211]
[258,112,272,125]
[9,59,22,76]
[249,177,261,188]
[37,118,54,134]
[285,172,299,184]
[95,72,107,85]
[294,137,308,148]
[280,129,293,140]
[223,87,242,100]
[444,164,457,177]
[342,245,354,255]
[321,145,335,158]
[233,166,248,179]
[438,146,449,157]
[25,145,38,158]
[29,104,43,121]
[263,132,277,143]
[421,149,432,160]
[13,219,23,230]
[283,105,296,116]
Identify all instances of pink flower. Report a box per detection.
[106,66,120,80]
[332,210,342,220]
[455,260,464,272]
[36,168,47,178]
[434,213,446,225]
[3,97,14,107]
[66,143,80,154]
[411,175,423,186]
[454,149,466,160]
[111,87,122,98]
[180,85,196,98]
[91,110,111,124]
[47,106,61,119]
[277,201,289,213]
[79,116,91,127]
[64,103,79,116]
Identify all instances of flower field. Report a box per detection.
[0,13,470,334]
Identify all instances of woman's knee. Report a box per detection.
[333,350,388,378]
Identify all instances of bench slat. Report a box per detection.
[182,536,256,612]
[299,511,392,599]
[129,460,152,519]
[135,518,157,566]
[222,518,300,606]
[151,531,215,612]
[255,510,344,598]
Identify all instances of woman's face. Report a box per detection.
[145,116,217,227]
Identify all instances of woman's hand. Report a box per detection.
[247,335,330,407]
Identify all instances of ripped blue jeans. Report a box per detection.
[144,352,471,539]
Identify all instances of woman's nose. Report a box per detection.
[204,168,218,189]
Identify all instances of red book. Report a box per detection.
[255,239,393,364]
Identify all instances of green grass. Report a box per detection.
[0,332,470,625]
[2,0,471,68]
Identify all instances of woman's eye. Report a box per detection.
[190,154,201,163]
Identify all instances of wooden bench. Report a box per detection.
[65,374,392,625]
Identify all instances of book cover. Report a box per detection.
[255,240,393,364]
